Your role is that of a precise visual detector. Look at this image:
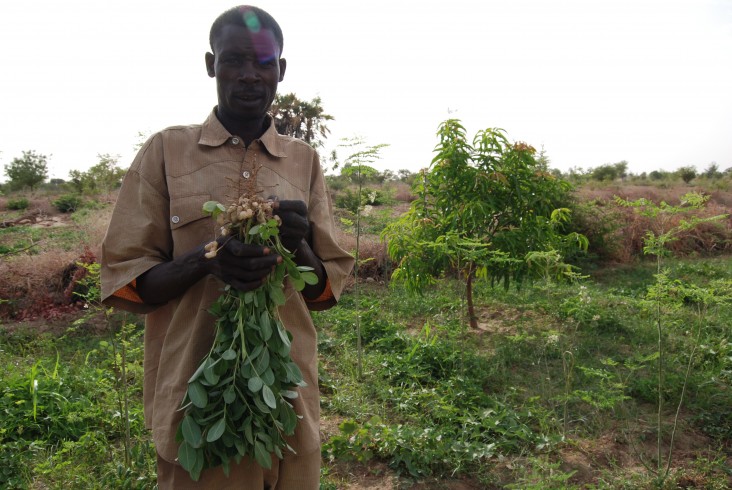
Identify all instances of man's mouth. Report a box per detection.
[235,93,263,101]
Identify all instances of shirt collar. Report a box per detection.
[198,108,288,159]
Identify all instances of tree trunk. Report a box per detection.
[466,263,478,329]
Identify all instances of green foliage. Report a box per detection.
[0,441,31,489]
[676,165,697,184]
[176,199,317,480]
[68,153,126,195]
[322,322,545,477]
[1,253,731,487]
[385,121,582,290]
[383,120,585,328]
[589,161,628,182]
[340,164,380,184]
[504,456,579,489]
[4,150,48,191]
[335,187,386,214]
[6,197,29,210]
[52,193,84,213]
[324,412,513,478]
[616,191,730,480]
[569,199,627,263]
[0,315,153,489]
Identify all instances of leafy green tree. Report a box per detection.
[270,93,333,148]
[380,169,397,183]
[589,161,627,182]
[4,150,48,191]
[340,163,380,184]
[649,170,668,181]
[397,169,414,183]
[536,145,551,172]
[614,160,629,181]
[383,120,586,329]
[676,166,697,184]
[69,153,125,195]
[702,162,721,179]
[590,164,618,182]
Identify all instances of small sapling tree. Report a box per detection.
[615,192,729,481]
[332,137,389,378]
[383,120,586,329]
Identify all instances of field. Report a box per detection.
[1,182,731,489]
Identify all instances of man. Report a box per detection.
[101,6,353,489]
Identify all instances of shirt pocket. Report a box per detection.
[169,193,212,258]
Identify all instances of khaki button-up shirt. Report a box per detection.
[101,110,354,463]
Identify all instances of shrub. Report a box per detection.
[335,187,389,214]
[6,198,29,210]
[53,194,83,213]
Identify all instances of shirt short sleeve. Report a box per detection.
[101,135,173,314]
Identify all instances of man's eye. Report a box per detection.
[222,57,242,65]
[257,54,276,67]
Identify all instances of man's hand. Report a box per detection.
[202,237,281,291]
[271,199,310,253]
[136,237,280,305]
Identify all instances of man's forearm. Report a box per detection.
[136,240,324,306]
[136,247,208,305]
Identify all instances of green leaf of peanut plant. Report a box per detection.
[206,416,227,443]
[300,271,319,285]
[202,200,226,218]
[178,194,307,480]
[178,441,200,476]
[181,415,203,448]
[188,381,208,409]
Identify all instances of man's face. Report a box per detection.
[206,23,286,123]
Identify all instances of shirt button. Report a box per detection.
[242,171,250,179]
[171,216,180,224]
[231,137,240,145]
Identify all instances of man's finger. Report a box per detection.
[273,199,307,216]
[222,239,271,257]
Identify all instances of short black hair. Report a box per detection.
[209,5,284,54]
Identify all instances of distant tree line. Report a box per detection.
[3,91,729,198]
[555,161,731,185]
[1,151,126,196]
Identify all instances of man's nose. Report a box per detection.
[238,64,260,83]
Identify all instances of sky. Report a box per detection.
[1,0,731,182]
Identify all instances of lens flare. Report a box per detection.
[243,10,261,33]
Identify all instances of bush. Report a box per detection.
[335,187,387,213]
[6,198,29,210]
[53,194,84,213]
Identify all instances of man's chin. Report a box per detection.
[220,105,267,123]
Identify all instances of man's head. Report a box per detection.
[209,6,283,55]
[206,6,286,129]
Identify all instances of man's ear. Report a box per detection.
[278,58,287,82]
[205,52,215,78]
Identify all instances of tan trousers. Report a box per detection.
[156,448,320,490]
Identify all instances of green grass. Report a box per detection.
[0,318,156,490]
[317,257,732,487]
[1,256,731,488]
[0,204,107,256]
